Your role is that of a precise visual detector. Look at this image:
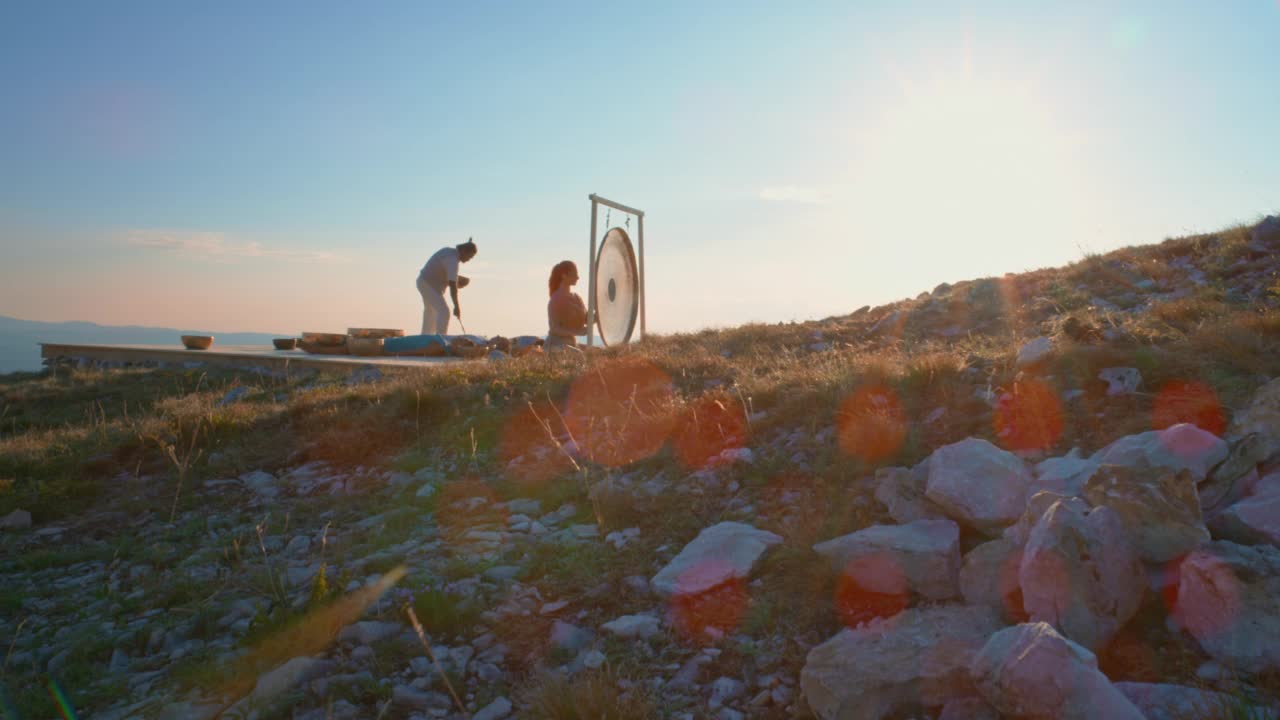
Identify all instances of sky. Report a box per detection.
[1,1,1278,339]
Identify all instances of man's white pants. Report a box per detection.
[417,277,451,335]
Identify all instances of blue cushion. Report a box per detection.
[383,334,449,353]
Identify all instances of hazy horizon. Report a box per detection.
[2,2,1277,339]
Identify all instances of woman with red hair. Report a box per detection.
[547,260,587,349]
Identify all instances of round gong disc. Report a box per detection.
[594,227,639,346]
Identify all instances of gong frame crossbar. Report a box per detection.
[587,193,646,346]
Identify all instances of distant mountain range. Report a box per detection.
[0,315,283,375]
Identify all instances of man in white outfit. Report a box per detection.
[417,238,477,334]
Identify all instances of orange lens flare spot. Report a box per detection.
[836,385,907,463]
[670,579,748,643]
[1172,550,1241,641]
[993,378,1063,451]
[565,359,676,467]
[498,399,575,484]
[666,559,752,643]
[833,554,908,628]
[672,392,748,470]
[1152,380,1225,436]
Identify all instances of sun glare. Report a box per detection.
[849,57,1088,253]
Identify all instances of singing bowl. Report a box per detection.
[346,328,405,339]
[347,336,386,357]
[301,332,347,346]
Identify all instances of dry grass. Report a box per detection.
[1148,295,1229,333]
[8,285,1276,524]
[4,216,1280,718]
[517,669,659,720]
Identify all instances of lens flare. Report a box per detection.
[1157,422,1225,467]
[1152,380,1224,436]
[836,384,907,463]
[1171,549,1240,641]
[499,399,576,485]
[565,359,676,467]
[993,378,1063,451]
[997,276,1022,325]
[672,392,748,470]
[215,566,406,705]
[45,678,77,720]
[833,553,908,628]
[670,578,749,643]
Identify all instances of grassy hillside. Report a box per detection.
[2,219,1279,718]
[0,315,285,374]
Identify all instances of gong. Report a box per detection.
[593,227,640,346]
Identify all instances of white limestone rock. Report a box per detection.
[801,605,1004,720]
[1082,465,1209,563]
[549,621,593,652]
[239,470,280,499]
[651,522,782,597]
[812,518,961,601]
[1090,423,1227,483]
[0,509,32,531]
[393,684,452,710]
[960,538,1025,622]
[1015,336,1055,369]
[1020,499,1144,650]
[1206,471,1280,548]
[1003,490,1072,545]
[1099,367,1142,396]
[1225,378,1280,465]
[601,614,661,640]
[874,464,946,524]
[1033,449,1098,497]
[473,697,512,720]
[927,438,1035,533]
[1175,541,1280,674]
[971,622,1144,720]
[1251,215,1280,247]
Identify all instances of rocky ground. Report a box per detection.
[3,216,1280,719]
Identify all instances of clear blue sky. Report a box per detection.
[1,1,1277,337]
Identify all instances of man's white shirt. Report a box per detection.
[420,247,460,290]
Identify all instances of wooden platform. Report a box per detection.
[39,342,468,375]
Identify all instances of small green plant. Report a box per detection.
[309,522,333,606]
[523,541,609,591]
[138,412,206,522]
[255,518,289,606]
[741,596,777,637]
[410,589,481,639]
[309,564,330,606]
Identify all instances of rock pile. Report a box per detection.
[795,379,1280,718]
